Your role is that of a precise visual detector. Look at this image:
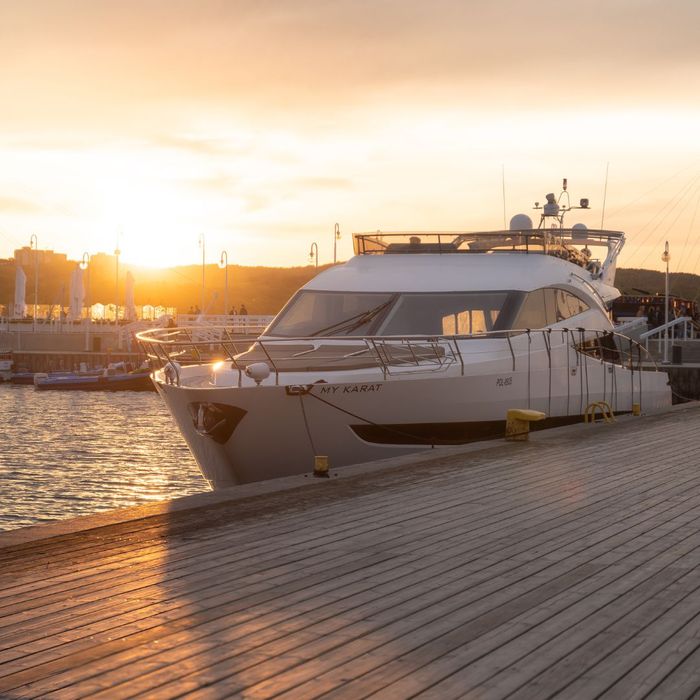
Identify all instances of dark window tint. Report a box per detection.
[514,288,590,329]
[378,292,511,336]
[267,291,395,337]
[514,289,549,329]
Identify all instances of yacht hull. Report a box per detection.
[156,356,671,488]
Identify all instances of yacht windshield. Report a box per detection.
[267,290,521,338]
[267,291,396,337]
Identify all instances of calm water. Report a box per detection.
[0,384,207,531]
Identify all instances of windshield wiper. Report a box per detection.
[310,298,395,337]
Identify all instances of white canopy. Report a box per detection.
[124,271,137,321]
[13,266,26,319]
[69,265,84,320]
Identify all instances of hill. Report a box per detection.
[0,258,333,316]
[615,268,700,301]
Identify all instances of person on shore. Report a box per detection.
[647,306,658,330]
[239,304,248,316]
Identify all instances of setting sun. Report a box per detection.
[0,1,698,272]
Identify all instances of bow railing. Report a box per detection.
[137,326,662,389]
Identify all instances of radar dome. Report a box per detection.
[572,222,589,241]
[509,214,533,231]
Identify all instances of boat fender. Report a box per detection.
[245,362,270,385]
[163,361,181,385]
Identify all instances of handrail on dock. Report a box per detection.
[640,316,700,348]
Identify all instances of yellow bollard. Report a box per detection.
[505,409,546,441]
[632,403,641,416]
[313,455,330,478]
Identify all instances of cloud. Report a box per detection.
[296,177,354,190]
[0,195,44,213]
[0,0,697,131]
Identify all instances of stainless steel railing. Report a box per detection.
[137,326,662,390]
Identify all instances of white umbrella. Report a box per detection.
[13,266,26,319]
[69,265,84,320]
[124,271,137,321]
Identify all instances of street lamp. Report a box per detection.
[198,233,206,316]
[81,252,90,351]
[219,250,229,316]
[333,223,341,264]
[309,242,318,268]
[114,242,121,324]
[29,234,38,331]
[662,241,671,364]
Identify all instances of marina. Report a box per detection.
[2,2,699,697]
[2,403,700,697]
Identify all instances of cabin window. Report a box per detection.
[267,290,522,338]
[377,292,511,336]
[514,289,549,329]
[514,288,590,329]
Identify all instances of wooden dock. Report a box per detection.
[3,404,700,698]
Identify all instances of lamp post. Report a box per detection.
[662,241,671,364]
[81,252,90,351]
[219,250,229,316]
[114,244,121,324]
[333,223,341,264]
[29,234,38,331]
[198,233,206,316]
[309,242,318,268]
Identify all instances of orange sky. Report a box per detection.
[0,0,698,271]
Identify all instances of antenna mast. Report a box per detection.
[600,162,610,229]
[501,165,507,229]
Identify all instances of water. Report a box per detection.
[0,384,207,531]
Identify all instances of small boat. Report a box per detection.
[33,362,155,392]
[0,351,13,382]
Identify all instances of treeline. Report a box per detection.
[0,258,333,316]
[1,258,698,317]
[615,268,700,301]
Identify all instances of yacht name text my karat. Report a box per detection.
[138,183,671,488]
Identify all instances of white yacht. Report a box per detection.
[139,184,672,488]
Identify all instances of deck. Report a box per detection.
[3,404,700,698]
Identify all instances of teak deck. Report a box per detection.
[2,405,700,699]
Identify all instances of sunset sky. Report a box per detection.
[0,0,698,271]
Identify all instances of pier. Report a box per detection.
[3,404,700,697]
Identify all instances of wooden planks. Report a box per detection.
[2,406,700,698]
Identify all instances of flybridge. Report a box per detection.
[353,229,622,276]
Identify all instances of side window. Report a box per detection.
[514,289,549,329]
[553,289,590,322]
[545,289,591,323]
[565,291,589,317]
[514,288,590,329]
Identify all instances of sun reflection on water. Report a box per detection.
[0,384,206,530]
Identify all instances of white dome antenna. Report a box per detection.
[509,214,533,231]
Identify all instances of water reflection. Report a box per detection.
[0,384,206,530]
